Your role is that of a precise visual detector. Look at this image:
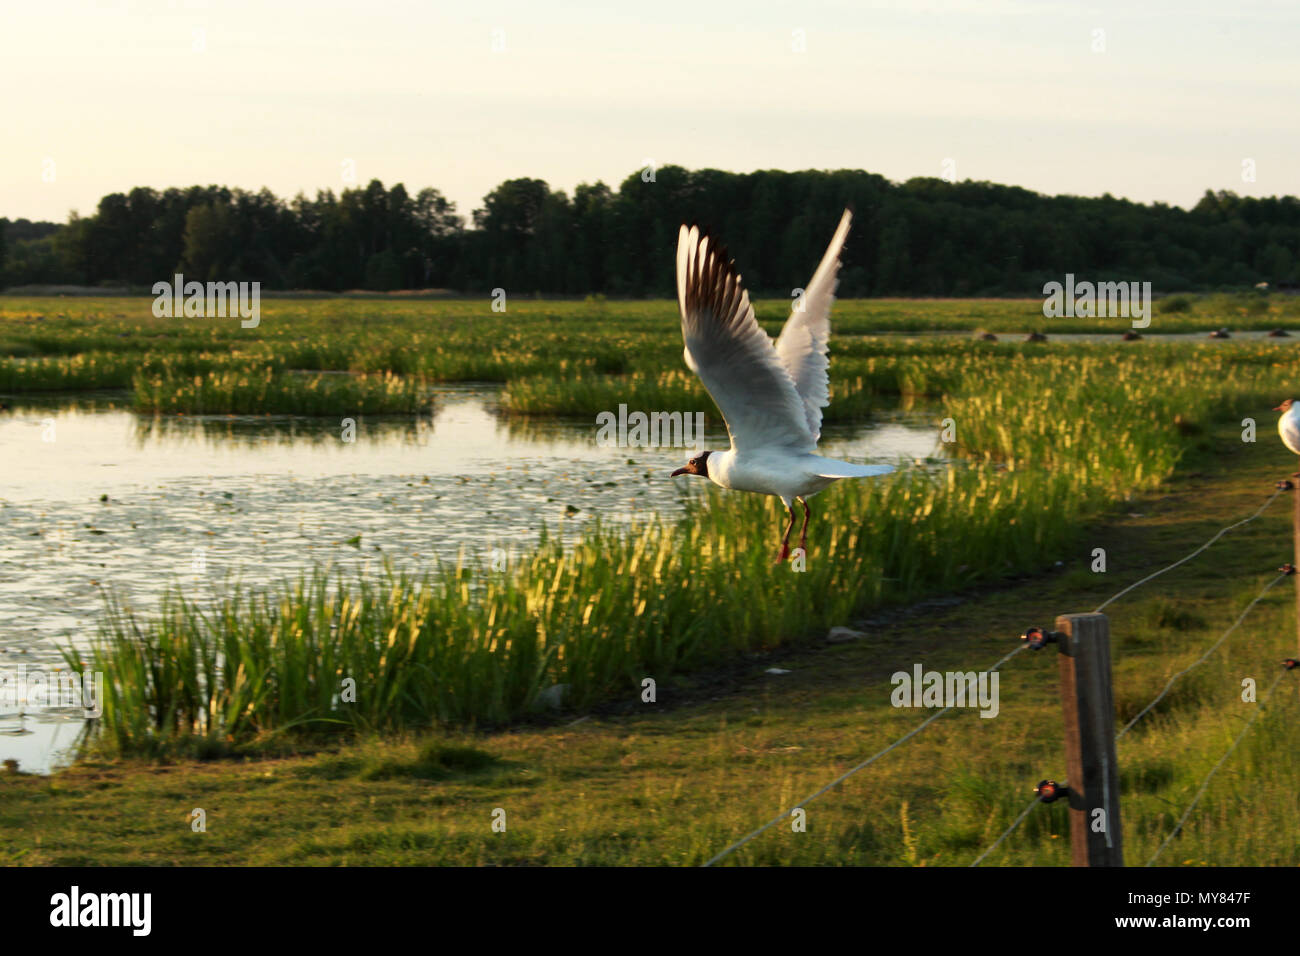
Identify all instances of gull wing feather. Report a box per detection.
[676,225,816,454]
[774,209,852,443]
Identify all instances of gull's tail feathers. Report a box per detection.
[815,459,896,479]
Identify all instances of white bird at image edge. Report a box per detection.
[1275,398,1300,455]
[670,209,895,563]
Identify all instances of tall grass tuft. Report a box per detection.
[131,367,423,414]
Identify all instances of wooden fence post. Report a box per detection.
[1293,486,1300,663]
[1055,612,1124,867]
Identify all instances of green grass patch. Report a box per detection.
[130,367,423,415]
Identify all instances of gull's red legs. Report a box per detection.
[797,497,811,554]
[776,502,796,564]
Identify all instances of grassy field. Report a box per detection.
[2,419,1297,865]
[2,295,1299,865]
[0,292,1298,414]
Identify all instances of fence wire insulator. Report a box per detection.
[1284,658,1300,671]
[1035,779,1067,803]
[1277,479,1295,491]
[1280,564,1297,576]
[1022,626,1061,650]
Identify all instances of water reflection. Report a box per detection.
[132,410,438,450]
[0,713,85,776]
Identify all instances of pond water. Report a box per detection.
[0,385,941,772]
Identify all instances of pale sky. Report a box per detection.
[4,0,1298,224]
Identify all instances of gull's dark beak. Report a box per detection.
[670,466,689,477]
[1274,403,1286,411]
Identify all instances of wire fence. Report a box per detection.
[1116,570,1288,741]
[968,793,1044,867]
[1093,488,1282,614]
[703,485,1292,867]
[1144,667,1289,866]
[701,643,1029,867]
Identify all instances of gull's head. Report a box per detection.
[1275,399,1297,412]
[671,451,712,479]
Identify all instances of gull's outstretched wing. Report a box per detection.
[676,225,816,454]
[774,209,852,443]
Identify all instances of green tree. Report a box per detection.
[180,202,240,280]
[11,169,1300,294]
[364,250,403,291]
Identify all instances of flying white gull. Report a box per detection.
[671,209,895,563]
[1275,398,1300,455]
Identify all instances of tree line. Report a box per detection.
[3,167,1298,296]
